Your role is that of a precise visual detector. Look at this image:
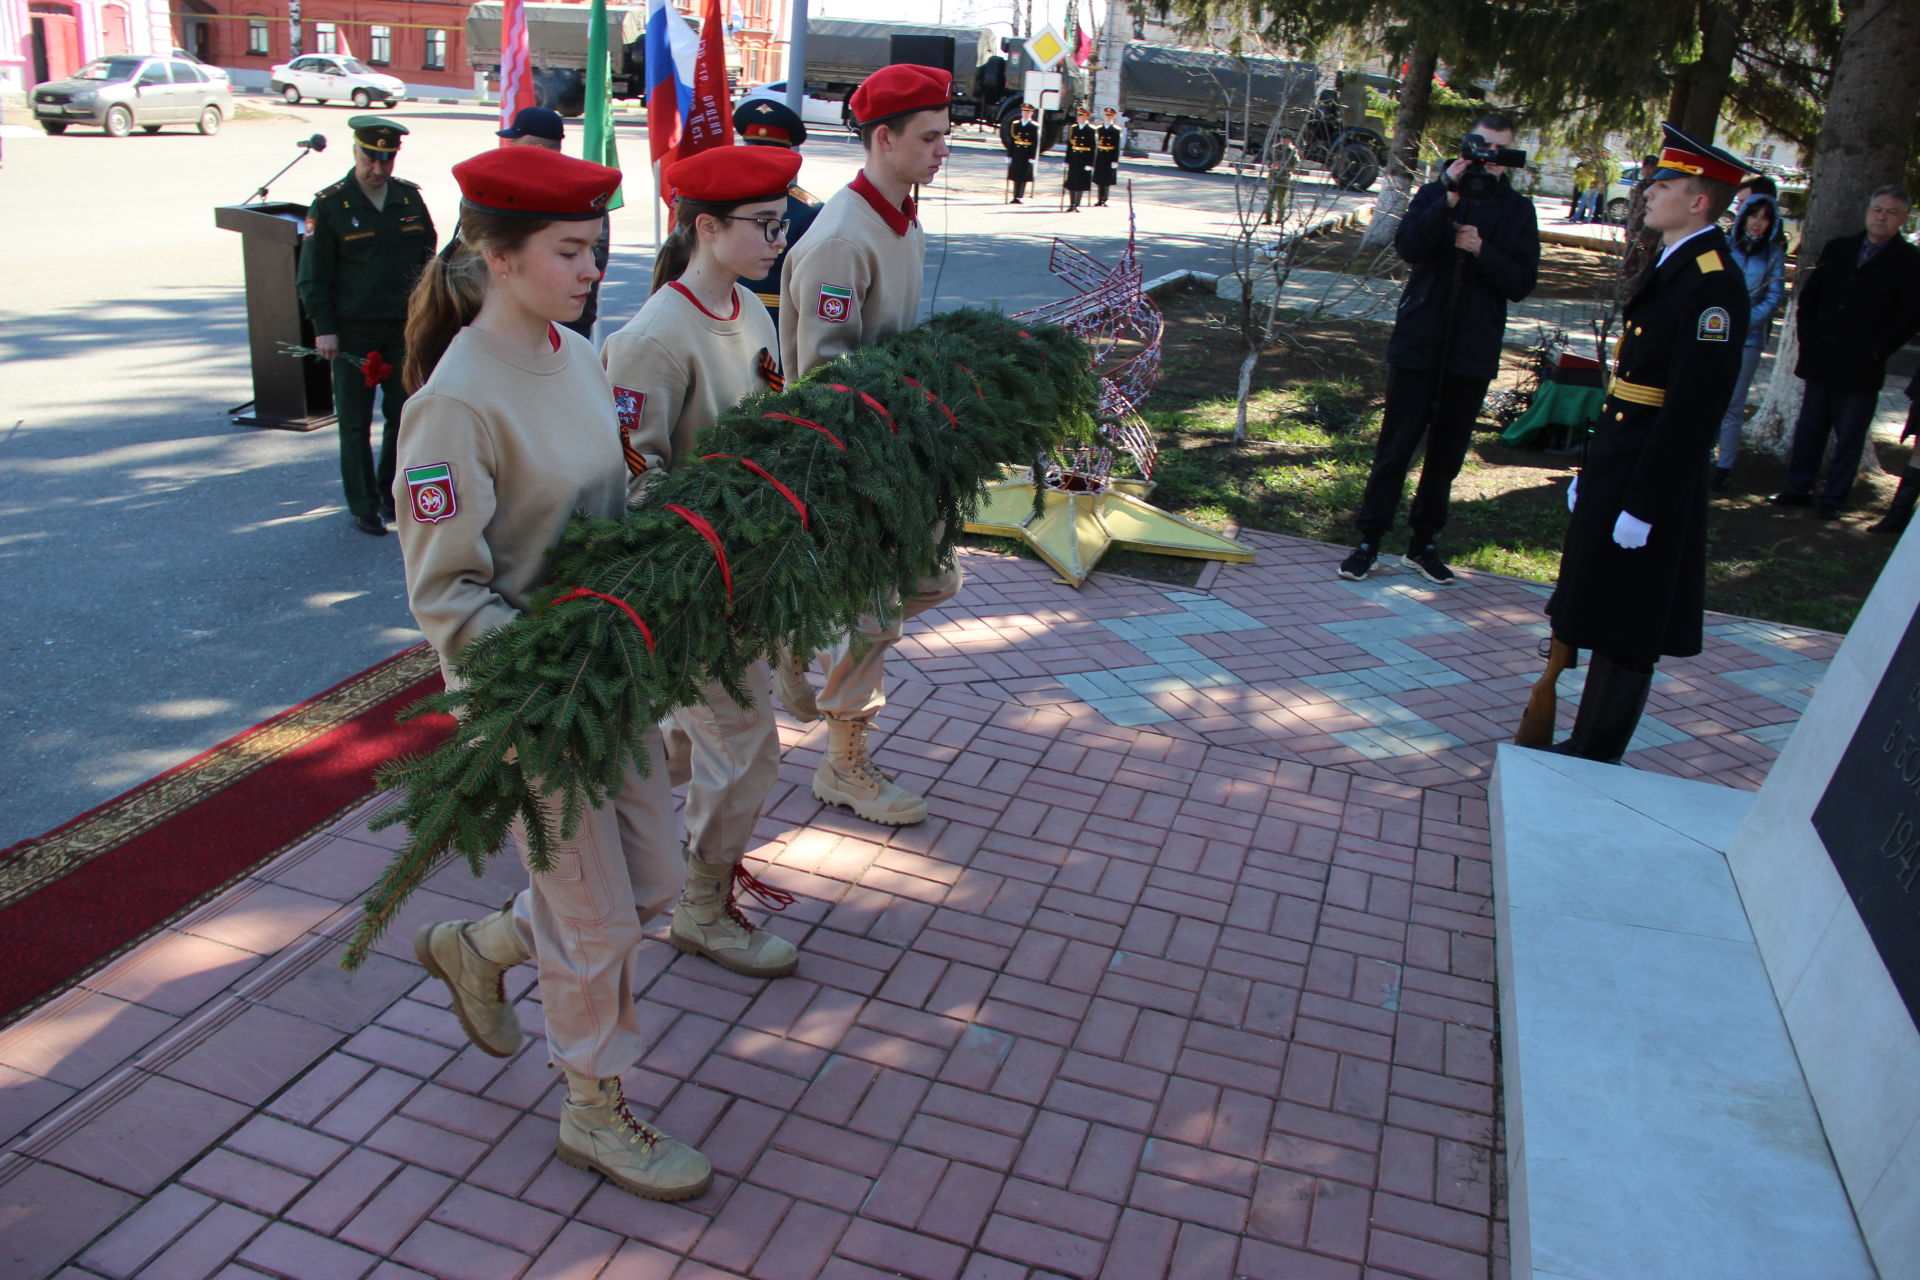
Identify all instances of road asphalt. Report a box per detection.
[0,97,1381,847]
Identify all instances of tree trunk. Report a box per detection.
[1360,41,1438,251]
[1678,2,1742,141]
[1746,0,1920,460]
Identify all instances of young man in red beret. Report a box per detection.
[776,62,956,828]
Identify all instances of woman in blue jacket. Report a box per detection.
[1711,195,1787,488]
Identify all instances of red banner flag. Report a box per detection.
[498,0,536,145]
[683,0,734,157]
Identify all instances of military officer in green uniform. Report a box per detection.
[297,116,437,536]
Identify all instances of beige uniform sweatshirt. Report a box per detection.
[393,324,626,670]
[601,281,778,479]
[779,175,925,376]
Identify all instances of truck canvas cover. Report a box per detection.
[466,2,643,70]
[805,18,997,80]
[1122,44,1317,118]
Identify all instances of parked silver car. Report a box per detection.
[32,55,233,137]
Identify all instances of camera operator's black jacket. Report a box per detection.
[1385,178,1540,380]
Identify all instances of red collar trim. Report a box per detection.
[548,323,562,352]
[669,280,741,322]
[851,171,915,236]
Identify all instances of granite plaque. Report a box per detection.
[1812,606,1920,1031]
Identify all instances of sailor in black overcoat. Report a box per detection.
[1005,102,1040,203]
[1094,107,1122,205]
[1542,124,1752,762]
[1063,107,1094,211]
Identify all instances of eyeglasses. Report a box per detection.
[718,215,790,243]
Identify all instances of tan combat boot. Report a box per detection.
[671,854,799,978]
[812,717,928,826]
[556,1073,712,1201]
[412,902,529,1058]
[771,648,820,722]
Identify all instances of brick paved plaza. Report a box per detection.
[0,533,1835,1279]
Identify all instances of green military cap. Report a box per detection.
[349,116,408,153]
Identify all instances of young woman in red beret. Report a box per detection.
[395,145,712,1204]
[600,144,803,982]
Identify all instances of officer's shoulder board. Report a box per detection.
[315,178,349,200]
[1694,248,1727,274]
[389,176,423,192]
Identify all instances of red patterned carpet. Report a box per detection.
[0,647,451,1026]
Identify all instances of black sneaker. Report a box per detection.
[1402,543,1456,585]
[1338,544,1377,580]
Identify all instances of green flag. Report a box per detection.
[583,0,625,212]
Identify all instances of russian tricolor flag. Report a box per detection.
[646,0,734,203]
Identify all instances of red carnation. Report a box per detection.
[361,350,394,388]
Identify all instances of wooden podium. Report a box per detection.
[214,202,335,431]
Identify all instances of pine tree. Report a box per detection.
[342,310,1096,968]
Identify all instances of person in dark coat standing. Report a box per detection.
[732,96,822,333]
[1004,101,1039,203]
[1540,125,1751,763]
[1063,106,1094,212]
[1769,186,1920,518]
[1094,107,1122,206]
[298,117,436,536]
[1338,112,1539,585]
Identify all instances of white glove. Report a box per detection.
[1612,511,1651,549]
[1566,475,1579,513]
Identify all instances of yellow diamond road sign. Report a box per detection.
[1026,26,1066,70]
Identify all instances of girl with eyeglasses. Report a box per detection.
[600,144,804,984]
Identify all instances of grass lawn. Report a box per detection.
[966,249,1908,634]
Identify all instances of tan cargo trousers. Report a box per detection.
[813,562,965,720]
[662,659,780,865]
[504,725,682,1080]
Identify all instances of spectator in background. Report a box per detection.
[1869,371,1920,534]
[1731,173,1776,221]
[1621,153,1662,284]
[1770,186,1920,518]
[1711,192,1788,489]
[499,105,611,341]
[1578,152,1618,224]
[1568,155,1594,222]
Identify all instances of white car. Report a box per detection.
[270,55,406,108]
[736,81,847,131]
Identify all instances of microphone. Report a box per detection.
[245,135,329,203]
[297,134,327,152]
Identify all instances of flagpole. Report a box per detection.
[784,0,807,120]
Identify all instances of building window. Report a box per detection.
[369,25,391,64]
[424,29,446,70]
[246,19,269,56]
[314,21,337,54]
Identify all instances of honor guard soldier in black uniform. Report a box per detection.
[1063,106,1094,212]
[1094,107,1122,206]
[1004,101,1039,203]
[297,116,436,535]
[732,96,821,332]
[1537,124,1750,762]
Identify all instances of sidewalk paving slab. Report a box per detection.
[0,531,1834,1279]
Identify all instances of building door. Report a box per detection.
[100,2,130,56]
[29,3,83,84]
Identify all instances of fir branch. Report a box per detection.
[342,311,1094,968]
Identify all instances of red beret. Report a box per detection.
[452,147,621,221]
[665,145,801,204]
[850,64,952,127]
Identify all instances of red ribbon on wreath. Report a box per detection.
[762,413,846,451]
[824,383,897,433]
[550,588,655,651]
[703,454,810,529]
[665,504,733,603]
[900,377,959,429]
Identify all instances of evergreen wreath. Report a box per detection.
[343,309,1095,967]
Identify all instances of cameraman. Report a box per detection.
[1339,112,1540,584]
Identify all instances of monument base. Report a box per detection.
[1491,744,1874,1279]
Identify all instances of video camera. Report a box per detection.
[1454,132,1527,202]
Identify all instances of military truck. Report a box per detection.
[787,18,1083,153]
[1115,45,1390,189]
[466,2,744,117]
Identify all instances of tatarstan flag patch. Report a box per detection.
[405,462,458,523]
[817,284,852,323]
